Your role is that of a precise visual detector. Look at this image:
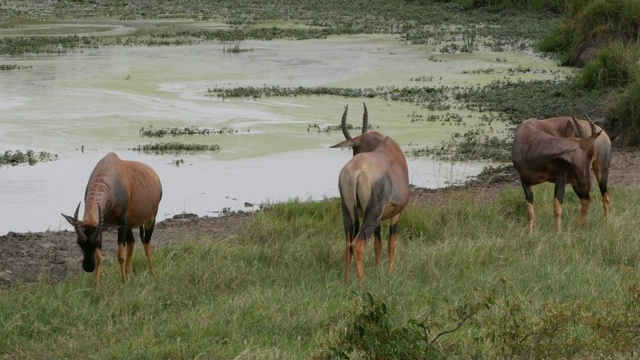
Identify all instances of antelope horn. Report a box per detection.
[73,202,87,242]
[571,116,585,139]
[340,104,352,140]
[90,205,104,243]
[362,103,369,134]
[584,113,602,139]
[568,117,580,138]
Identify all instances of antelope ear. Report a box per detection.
[330,138,356,149]
[61,213,77,226]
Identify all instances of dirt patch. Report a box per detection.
[0,212,253,287]
[1,148,638,287]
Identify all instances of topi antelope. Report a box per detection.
[331,103,410,286]
[62,152,163,289]
[512,116,610,232]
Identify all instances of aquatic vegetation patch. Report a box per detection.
[0,64,32,70]
[222,40,253,53]
[208,85,451,110]
[409,127,512,162]
[461,66,561,76]
[453,78,601,125]
[307,122,377,134]
[0,35,101,55]
[409,111,463,123]
[0,149,57,166]
[138,125,245,137]
[0,1,562,57]
[131,143,221,155]
[409,77,601,162]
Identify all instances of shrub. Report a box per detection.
[577,41,640,90]
[606,77,640,145]
[538,0,640,65]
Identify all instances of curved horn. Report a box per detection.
[362,103,369,134]
[584,113,601,139]
[90,205,104,243]
[571,116,585,139]
[73,202,87,242]
[340,104,352,140]
[567,117,580,137]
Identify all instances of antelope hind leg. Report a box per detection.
[388,214,400,273]
[373,225,382,268]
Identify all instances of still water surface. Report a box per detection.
[0,29,566,234]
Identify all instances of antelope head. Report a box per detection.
[62,203,104,272]
[331,103,386,154]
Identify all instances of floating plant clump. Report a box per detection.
[0,150,57,166]
[207,85,451,111]
[408,128,511,162]
[0,64,32,70]
[408,112,463,123]
[131,143,221,155]
[139,125,242,137]
[307,123,377,133]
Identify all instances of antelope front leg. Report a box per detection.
[143,243,154,275]
[554,198,563,232]
[117,243,127,283]
[578,198,591,228]
[141,225,155,275]
[124,229,135,277]
[93,248,102,291]
[125,242,135,276]
[522,182,535,233]
[553,175,567,232]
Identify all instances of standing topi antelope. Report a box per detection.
[512,116,611,232]
[62,152,163,289]
[331,104,410,286]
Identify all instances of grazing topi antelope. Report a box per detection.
[331,104,410,286]
[512,116,610,232]
[62,152,163,289]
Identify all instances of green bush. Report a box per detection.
[318,292,434,359]
[606,77,640,145]
[577,41,640,90]
[538,0,640,65]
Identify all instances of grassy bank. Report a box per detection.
[538,0,640,145]
[2,184,639,358]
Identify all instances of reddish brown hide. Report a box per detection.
[331,104,410,286]
[511,116,610,232]
[62,152,163,289]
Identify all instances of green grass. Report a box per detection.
[2,185,640,358]
[538,0,640,65]
[578,41,640,90]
